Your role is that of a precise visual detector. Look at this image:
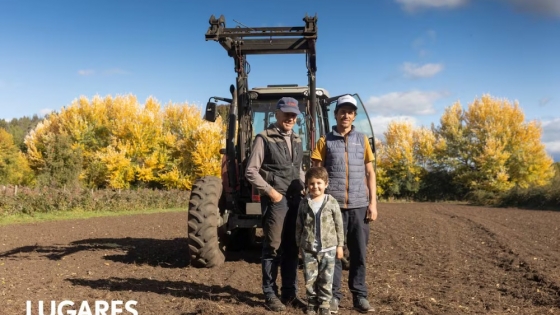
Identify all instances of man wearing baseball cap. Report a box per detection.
[311,94,378,313]
[246,96,306,311]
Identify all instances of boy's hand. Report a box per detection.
[336,246,344,259]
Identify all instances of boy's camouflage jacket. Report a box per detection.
[295,194,345,252]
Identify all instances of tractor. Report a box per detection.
[187,14,376,268]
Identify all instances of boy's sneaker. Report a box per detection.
[353,298,375,313]
[265,295,286,312]
[318,307,330,315]
[329,298,339,313]
[306,307,318,315]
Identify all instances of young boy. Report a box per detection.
[295,167,345,315]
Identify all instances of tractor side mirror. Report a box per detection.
[204,101,218,122]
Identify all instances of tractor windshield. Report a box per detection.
[250,98,326,170]
[251,99,309,150]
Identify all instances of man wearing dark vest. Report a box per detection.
[311,94,378,313]
[246,96,306,312]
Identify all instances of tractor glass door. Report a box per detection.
[327,94,374,139]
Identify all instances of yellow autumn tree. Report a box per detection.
[0,128,35,185]
[378,120,425,198]
[24,94,226,190]
[436,94,554,192]
[371,137,387,197]
[159,103,226,189]
[413,126,440,168]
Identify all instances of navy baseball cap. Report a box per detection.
[335,94,358,111]
[276,97,301,115]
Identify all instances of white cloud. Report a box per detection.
[39,108,54,117]
[396,0,560,17]
[539,97,552,106]
[369,115,419,140]
[412,30,436,49]
[541,118,560,160]
[365,90,447,116]
[543,141,560,161]
[395,0,468,12]
[411,30,437,57]
[544,141,560,152]
[78,69,95,76]
[500,0,560,17]
[541,118,560,141]
[401,62,444,78]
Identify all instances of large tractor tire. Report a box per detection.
[187,176,225,268]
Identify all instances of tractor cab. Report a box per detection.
[248,84,331,170]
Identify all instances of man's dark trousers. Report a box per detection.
[332,206,370,302]
[260,195,300,299]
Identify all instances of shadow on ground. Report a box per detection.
[67,277,265,309]
[0,237,189,268]
[0,237,263,267]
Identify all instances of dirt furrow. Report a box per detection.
[1,204,559,314]
[433,205,560,313]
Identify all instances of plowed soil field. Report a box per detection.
[1,203,559,315]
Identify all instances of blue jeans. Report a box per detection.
[260,195,300,298]
[332,206,370,302]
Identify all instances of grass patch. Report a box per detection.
[0,207,187,226]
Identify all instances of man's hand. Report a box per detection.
[268,188,283,203]
[366,203,378,222]
[336,246,344,259]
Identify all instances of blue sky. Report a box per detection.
[1,0,559,161]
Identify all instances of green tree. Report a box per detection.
[0,115,42,152]
[35,133,83,189]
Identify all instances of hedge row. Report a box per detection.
[0,185,191,216]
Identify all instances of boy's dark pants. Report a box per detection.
[332,206,370,302]
[260,195,300,299]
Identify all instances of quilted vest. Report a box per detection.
[324,126,369,209]
[257,125,303,197]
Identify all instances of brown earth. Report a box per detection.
[1,203,559,315]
